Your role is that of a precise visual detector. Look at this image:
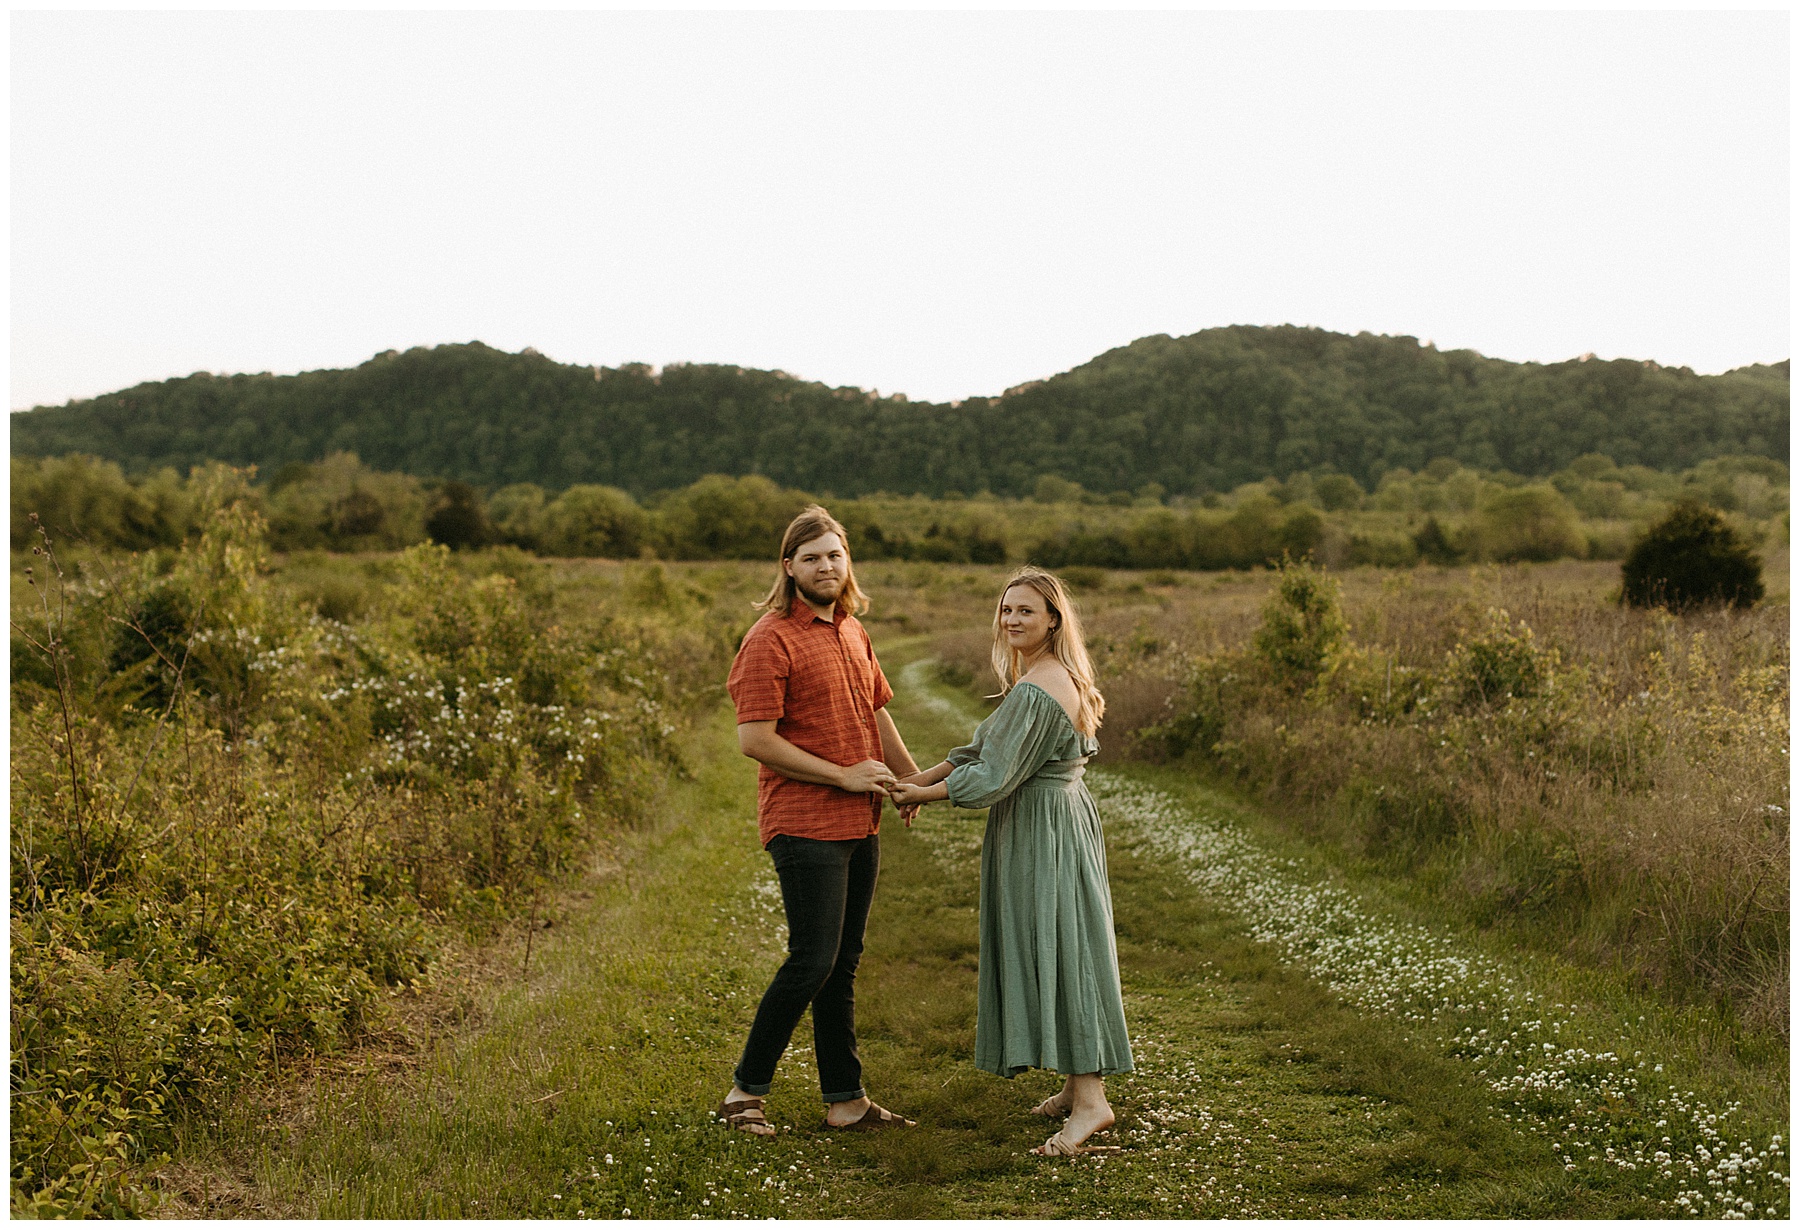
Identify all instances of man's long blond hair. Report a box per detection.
[989,567,1105,736]
[756,505,869,617]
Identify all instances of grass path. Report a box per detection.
[181,633,1780,1218]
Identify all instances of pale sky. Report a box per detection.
[10,9,1790,411]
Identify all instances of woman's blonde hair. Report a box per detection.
[989,567,1105,736]
[755,505,869,617]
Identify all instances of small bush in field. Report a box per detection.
[1308,642,1435,723]
[1620,501,1764,611]
[1137,656,1238,760]
[1314,472,1365,511]
[540,484,647,558]
[1060,565,1108,592]
[1445,608,1555,708]
[1411,515,1461,565]
[1469,485,1584,562]
[1252,558,1345,686]
[426,480,496,550]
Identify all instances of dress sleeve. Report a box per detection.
[945,724,984,769]
[944,688,1068,810]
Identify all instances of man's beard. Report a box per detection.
[795,576,842,609]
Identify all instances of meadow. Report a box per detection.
[9,508,1789,1218]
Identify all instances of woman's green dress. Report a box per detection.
[944,682,1134,1079]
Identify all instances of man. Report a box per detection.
[717,505,920,1134]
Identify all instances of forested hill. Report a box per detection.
[11,326,1788,498]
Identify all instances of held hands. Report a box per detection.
[888,770,941,824]
[887,780,934,809]
[839,759,899,795]
[838,761,927,827]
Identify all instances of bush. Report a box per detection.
[1468,485,1584,562]
[262,452,429,551]
[905,520,1008,564]
[1412,516,1461,565]
[653,474,811,559]
[1621,502,1764,611]
[12,455,210,551]
[540,484,647,558]
[1445,608,1555,708]
[1032,475,1085,504]
[1348,532,1419,568]
[1314,472,1365,511]
[488,483,549,551]
[425,481,496,550]
[1252,558,1345,686]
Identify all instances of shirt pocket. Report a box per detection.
[843,638,877,706]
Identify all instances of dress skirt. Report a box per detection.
[974,779,1133,1078]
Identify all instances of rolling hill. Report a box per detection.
[10,326,1787,497]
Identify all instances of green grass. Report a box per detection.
[159,630,1771,1218]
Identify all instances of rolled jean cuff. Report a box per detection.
[733,1073,773,1097]
[822,1085,867,1105]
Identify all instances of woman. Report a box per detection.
[890,567,1132,1157]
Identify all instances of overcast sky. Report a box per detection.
[10,9,1790,411]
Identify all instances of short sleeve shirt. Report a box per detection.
[727,603,895,847]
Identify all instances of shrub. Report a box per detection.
[1468,485,1584,562]
[1445,608,1555,708]
[425,481,496,550]
[907,520,1007,564]
[1314,472,1365,511]
[1412,515,1461,565]
[1032,475,1084,504]
[540,484,647,558]
[488,483,549,551]
[653,474,811,559]
[1621,501,1764,611]
[12,455,173,550]
[262,452,428,552]
[1348,532,1419,568]
[1252,558,1345,686]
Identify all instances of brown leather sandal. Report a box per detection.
[824,1102,916,1131]
[1029,1095,1070,1119]
[716,1096,774,1135]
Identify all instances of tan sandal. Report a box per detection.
[1029,1095,1070,1120]
[824,1102,916,1131]
[1032,1128,1121,1157]
[716,1096,774,1135]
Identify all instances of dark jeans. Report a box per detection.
[734,833,879,1103]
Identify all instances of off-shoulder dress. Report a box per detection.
[944,681,1134,1079]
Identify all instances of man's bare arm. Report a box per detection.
[737,721,896,794]
[874,708,920,778]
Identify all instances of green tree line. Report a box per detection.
[15,450,1785,572]
[10,327,1787,499]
